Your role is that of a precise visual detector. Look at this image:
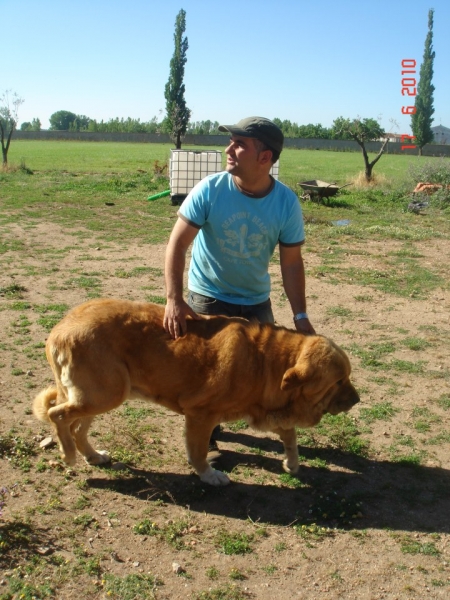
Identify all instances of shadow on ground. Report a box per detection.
[87,431,450,534]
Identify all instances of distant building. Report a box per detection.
[431,125,450,144]
[380,132,402,143]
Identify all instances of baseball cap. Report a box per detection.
[218,117,284,154]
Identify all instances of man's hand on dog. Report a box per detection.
[294,318,316,335]
[164,299,202,339]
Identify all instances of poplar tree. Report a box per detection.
[164,9,191,149]
[411,9,435,155]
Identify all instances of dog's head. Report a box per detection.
[280,335,359,424]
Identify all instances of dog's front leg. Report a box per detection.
[274,427,299,474]
[184,414,230,486]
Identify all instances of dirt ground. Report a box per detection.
[0,218,449,599]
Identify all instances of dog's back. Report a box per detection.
[40,299,279,417]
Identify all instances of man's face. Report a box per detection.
[225,135,262,178]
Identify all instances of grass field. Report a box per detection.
[8,139,423,183]
[8,140,175,173]
[2,140,449,247]
[0,141,449,599]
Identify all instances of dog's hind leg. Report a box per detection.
[184,414,230,486]
[71,417,111,465]
[274,427,299,474]
[47,402,83,466]
[48,363,130,466]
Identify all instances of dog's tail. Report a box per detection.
[33,387,58,423]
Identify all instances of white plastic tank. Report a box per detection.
[170,150,222,196]
[169,150,279,204]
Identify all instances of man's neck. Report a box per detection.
[233,174,274,198]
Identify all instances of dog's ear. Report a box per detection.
[281,364,314,391]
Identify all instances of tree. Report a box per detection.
[272,118,331,139]
[411,9,435,155]
[0,90,24,166]
[187,120,221,135]
[20,118,41,132]
[49,110,78,130]
[332,117,388,182]
[49,111,90,131]
[86,116,162,133]
[164,9,191,149]
[70,114,90,131]
[31,118,42,131]
[297,123,331,139]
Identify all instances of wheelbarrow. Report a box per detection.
[298,180,352,203]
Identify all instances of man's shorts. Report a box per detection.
[188,291,275,324]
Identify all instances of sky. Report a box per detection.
[2,0,449,136]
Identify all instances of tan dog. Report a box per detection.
[33,299,359,486]
[413,182,450,195]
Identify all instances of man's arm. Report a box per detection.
[164,217,202,339]
[279,244,316,334]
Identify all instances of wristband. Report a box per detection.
[293,312,308,322]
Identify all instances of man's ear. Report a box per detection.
[258,149,273,166]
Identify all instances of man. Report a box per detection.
[164,116,315,453]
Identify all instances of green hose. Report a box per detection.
[147,189,171,201]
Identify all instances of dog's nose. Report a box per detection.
[351,392,360,406]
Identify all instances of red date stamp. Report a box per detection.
[400,59,417,150]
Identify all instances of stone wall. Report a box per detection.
[14,130,450,157]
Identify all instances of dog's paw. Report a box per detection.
[61,453,77,467]
[282,458,299,475]
[199,466,230,486]
[85,450,111,466]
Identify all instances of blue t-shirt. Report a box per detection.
[179,172,305,305]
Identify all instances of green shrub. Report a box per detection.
[408,157,450,186]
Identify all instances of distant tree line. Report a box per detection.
[21,111,386,141]
[84,116,160,134]
[272,119,332,139]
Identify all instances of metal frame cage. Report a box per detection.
[169,149,222,204]
[169,149,279,205]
